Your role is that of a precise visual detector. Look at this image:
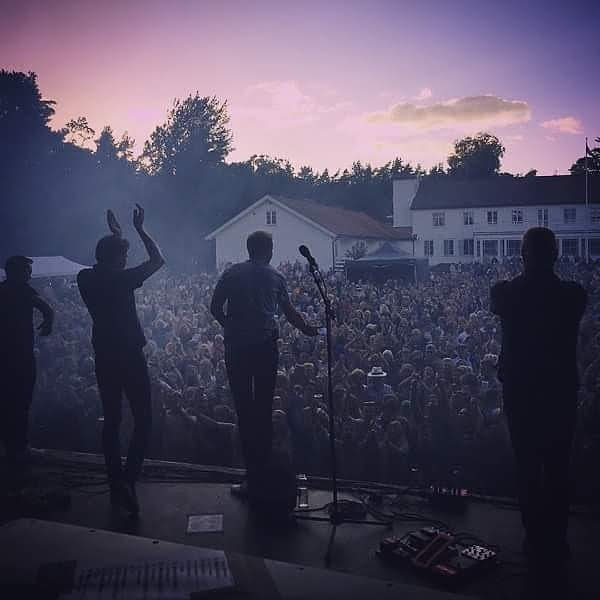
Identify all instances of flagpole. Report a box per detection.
[585,137,589,263]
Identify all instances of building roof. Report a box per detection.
[355,241,411,261]
[205,194,412,241]
[0,256,90,279]
[410,174,600,210]
[274,196,412,240]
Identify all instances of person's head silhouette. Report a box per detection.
[4,255,33,283]
[95,235,130,269]
[521,227,558,272]
[247,230,273,264]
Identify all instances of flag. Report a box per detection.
[586,139,592,156]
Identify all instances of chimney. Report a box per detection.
[392,178,420,228]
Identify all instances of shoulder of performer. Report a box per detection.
[489,279,511,316]
[561,280,588,314]
[76,268,92,288]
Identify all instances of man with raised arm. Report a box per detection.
[491,227,587,567]
[78,206,165,515]
[210,231,318,503]
[0,256,54,491]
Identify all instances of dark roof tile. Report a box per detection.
[274,196,412,240]
[411,174,600,210]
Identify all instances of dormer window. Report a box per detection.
[266,209,277,225]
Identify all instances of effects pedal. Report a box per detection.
[378,527,498,587]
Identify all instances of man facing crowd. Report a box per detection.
[78,206,165,514]
[491,227,587,566]
[210,231,318,502]
[0,256,54,492]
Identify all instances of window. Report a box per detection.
[511,209,523,225]
[443,240,454,256]
[464,211,474,225]
[424,240,434,256]
[476,240,481,257]
[487,210,498,225]
[266,209,277,225]
[591,209,600,224]
[506,239,521,256]
[482,240,498,256]
[537,208,549,227]
[562,238,579,257]
[563,208,576,224]
[462,239,474,256]
[590,239,600,256]
[432,212,445,227]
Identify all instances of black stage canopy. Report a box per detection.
[346,242,429,284]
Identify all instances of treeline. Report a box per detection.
[1,70,596,269]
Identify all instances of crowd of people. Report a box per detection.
[29,256,600,498]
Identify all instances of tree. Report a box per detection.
[447,132,505,178]
[64,116,95,147]
[94,126,118,165]
[345,241,368,260]
[141,94,233,175]
[0,70,59,167]
[570,137,600,175]
[116,131,135,162]
[428,163,446,177]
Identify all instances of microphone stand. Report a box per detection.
[295,258,388,566]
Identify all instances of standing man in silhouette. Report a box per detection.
[491,227,587,565]
[78,206,165,514]
[0,256,54,492]
[210,231,318,500]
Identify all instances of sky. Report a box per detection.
[2,0,599,175]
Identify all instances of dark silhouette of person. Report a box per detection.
[491,227,587,566]
[0,256,54,492]
[78,206,165,514]
[210,231,318,500]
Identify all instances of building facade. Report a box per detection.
[393,175,600,265]
[205,194,413,271]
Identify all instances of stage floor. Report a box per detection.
[1,450,598,599]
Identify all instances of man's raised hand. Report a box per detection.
[133,203,145,231]
[107,209,122,237]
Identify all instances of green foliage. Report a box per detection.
[94,126,118,163]
[64,116,95,147]
[447,132,505,178]
[570,138,600,175]
[345,241,368,260]
[140,94,233,175]
[0,69,60,168]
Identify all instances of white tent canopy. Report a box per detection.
[0,256,90,279]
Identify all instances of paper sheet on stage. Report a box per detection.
[58,549,234,599]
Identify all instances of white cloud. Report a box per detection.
[234,80,352,129]
[366,95,531,129]
[540,116,583,135]
[414,87,433,101]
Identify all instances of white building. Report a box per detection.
[393,175,600,265]
[205,194,413,270]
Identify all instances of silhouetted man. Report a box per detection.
[210,231,318,500]
[78,206,165,514]
[0,256,54,491]
[491,228,587,565]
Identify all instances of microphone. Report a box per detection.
[299,245,318,268]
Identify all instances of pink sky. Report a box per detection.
[2,0,598,174]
